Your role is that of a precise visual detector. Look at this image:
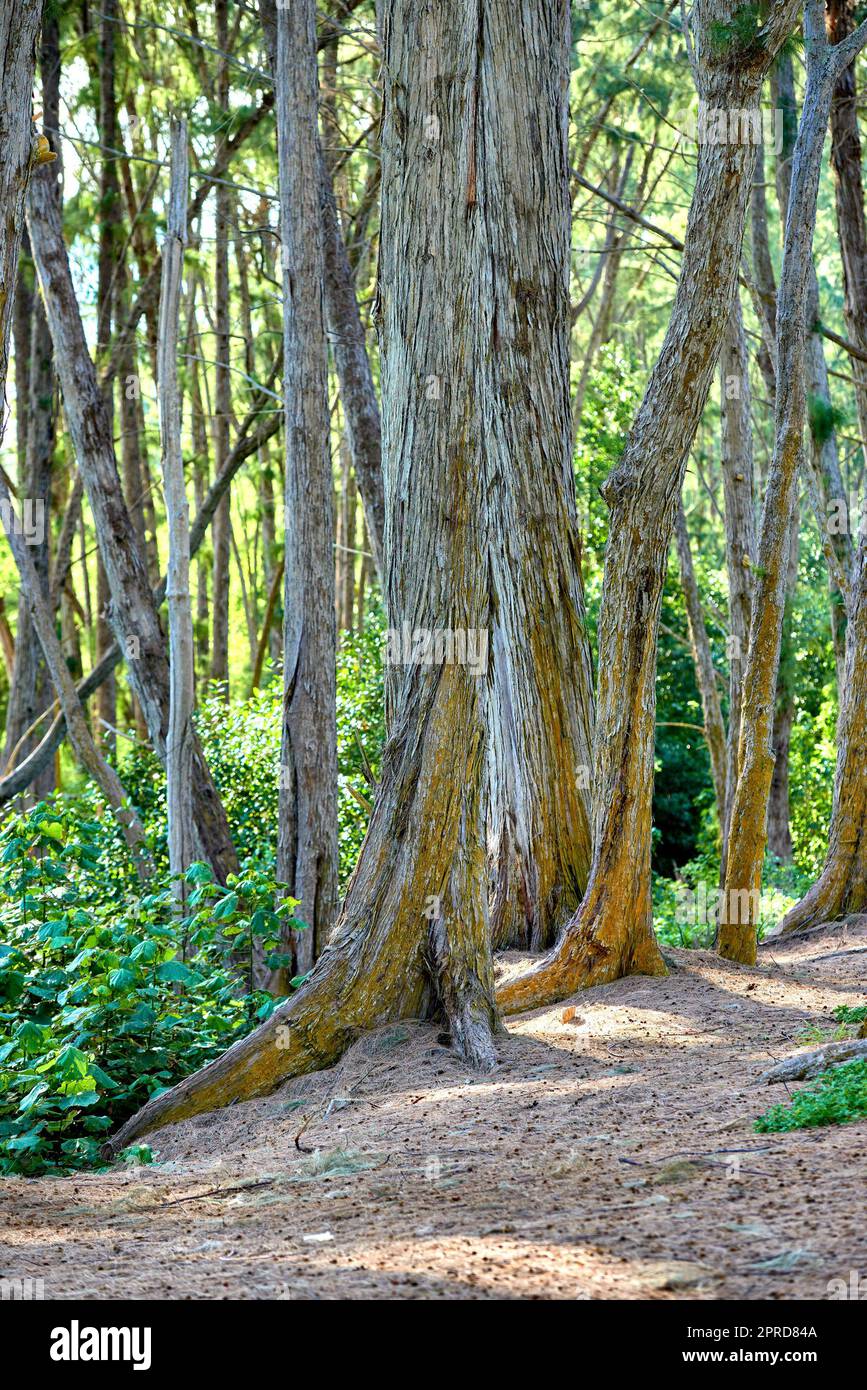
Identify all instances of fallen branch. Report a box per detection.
[758,1039,867,1085]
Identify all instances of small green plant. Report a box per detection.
[834,1004,867,1026]
[755,1060,867,1133]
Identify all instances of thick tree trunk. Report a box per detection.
[274,0,339,971]
[771,0,867,936]
[719,3,867,964]
[26,172,239,883]
[106,0,598,1148]
[497,0,802,1015]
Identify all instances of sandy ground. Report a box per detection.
[1,918,866,1300]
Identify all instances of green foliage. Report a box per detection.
[807,394,847,449]
[708,4,766,59]
[834,1004,867,1026]
[336,608,386,884]
[0,803,294,1175]
[755,1061,867,1133]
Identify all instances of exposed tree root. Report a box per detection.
[496,889,666,1017]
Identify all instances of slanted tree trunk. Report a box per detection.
[497,0,803,1015]
[0,4,143,854]
[720,2,867,965]
[106,0,597,1149]
[158,120,196,892]
[26,169,239,884]
[0,475,152,875]
[675,504,727,830]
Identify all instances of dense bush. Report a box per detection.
[0,802,293,1175]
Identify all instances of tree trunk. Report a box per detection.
[498,0,803,1015]
[274,0,339,971]
[720,3,867,964]
[105,0,602,1149]
[766,505,799,863]
[259,0,386,583]
[774,524,867,933]
[210,0,232,696]
[828,0,867,457]
[158,121,197,891]
[0,0,41,429]
[26,170,239,884]
[675,504,727,831]
[719,299,756,870]
[2,12,60,798]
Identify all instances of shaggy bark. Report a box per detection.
[720,3,867,964]
[497,0,803,1015]
[26,171,239,882]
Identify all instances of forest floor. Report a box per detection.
[2,918,866,1300]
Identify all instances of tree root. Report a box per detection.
[496,901,666,1016]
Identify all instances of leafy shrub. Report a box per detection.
[755,1060,867,1133]
[0,803,293,1175]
